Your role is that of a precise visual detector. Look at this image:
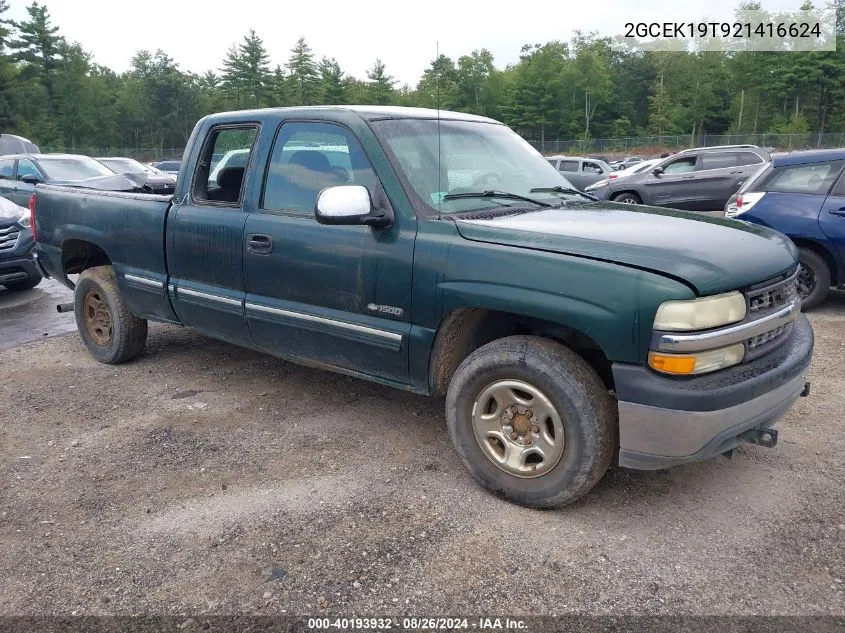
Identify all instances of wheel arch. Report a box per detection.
[60,238,113,288]
[428,307,614,398]
[791,237,839,286]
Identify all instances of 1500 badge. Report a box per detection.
[367,303,404,317]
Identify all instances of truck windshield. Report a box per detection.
[38,157,116,181]
[370,118,585,213]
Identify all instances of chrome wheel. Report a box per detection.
[471,379,565,478]
[797,263,816,300]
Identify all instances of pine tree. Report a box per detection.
[365,59,395,105]
[318,57,345,104]
[285,37,319,105]
[238,29,271,108]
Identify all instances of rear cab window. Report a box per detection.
[193,125,259,206]
[756,159,845,195]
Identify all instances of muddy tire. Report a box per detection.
[796,247,830,310]
[74,265,147,364]
[3,275,42,291]
[445,335,617,509]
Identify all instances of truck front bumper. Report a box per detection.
[612,313,813,470]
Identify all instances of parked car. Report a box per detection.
[0,195,41,290]
[585,158,662,192]
[724,149,845,309]
[31,105,812,509]
[544,155,614,191]
[0,154,140,207]
[150,160,181,177]
[96,157,176,195]
[610,156,644,170]
[0,133,39,155]
[589,145,770,210]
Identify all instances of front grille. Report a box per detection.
[739,266,801,361]
[748,323,789,349]
[747,267,800,315]
[0,225,20,251]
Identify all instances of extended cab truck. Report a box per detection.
[32,106,814,509]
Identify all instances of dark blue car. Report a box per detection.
[725,149,845,309]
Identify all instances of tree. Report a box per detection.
[318,57,345,104]
[286,37,319,105]
[365,59,395,105]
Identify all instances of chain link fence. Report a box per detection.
[525,132,845,156]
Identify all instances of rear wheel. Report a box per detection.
[611,192,641,204]
[796,247,830,310]
[445,335,617,509]
[74,265,147,364]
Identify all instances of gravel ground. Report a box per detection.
[1,293,843,618]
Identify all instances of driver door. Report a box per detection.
[643,154,699,209]
[12,159,43,206]
[243,120,415,384]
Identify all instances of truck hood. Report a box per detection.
[452,203,798,295]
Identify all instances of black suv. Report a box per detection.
[0,196,41,291]
[590,145,770,210]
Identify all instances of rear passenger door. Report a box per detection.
[166,124,259,346]
[242,120,415,384]
[693,152,757,210]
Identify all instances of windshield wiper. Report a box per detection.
[442,190,552,208]
[530,185,598,202]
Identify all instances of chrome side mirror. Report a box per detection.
[314,185,392,228]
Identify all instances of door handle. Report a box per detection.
[247,233,273,254]
[830,208,845,217]
[729,170,744,174]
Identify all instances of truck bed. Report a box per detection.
[33,184,174,321]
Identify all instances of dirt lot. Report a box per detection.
[1,293,843,618]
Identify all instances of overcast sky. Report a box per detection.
[7,0,809,85]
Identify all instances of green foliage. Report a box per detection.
[0,0,844,156]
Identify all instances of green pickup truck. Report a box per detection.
[31,106,814,508]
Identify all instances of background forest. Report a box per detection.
[1,1,844,155]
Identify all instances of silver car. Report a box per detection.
[545,155,614,191]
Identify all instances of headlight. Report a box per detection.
[586,179,609,191]
[648,343,745,375]
[653,291,746,331]
[16,210,30,228]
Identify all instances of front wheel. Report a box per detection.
[796,247,830,310]
[74,265,148,364]
[611,192,641,204]
[445,336,617,509]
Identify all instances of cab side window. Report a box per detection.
[559,160,579,172]
[193,126,259,206]
[17,159,42,181]
[582,161,602,174]
[261,122,379,214]
[0,158,14,179]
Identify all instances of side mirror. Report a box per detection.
[652,167,664,176]
[21,174,41,184]
[315,185,392,228]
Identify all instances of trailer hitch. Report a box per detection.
[739,427,778,448]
